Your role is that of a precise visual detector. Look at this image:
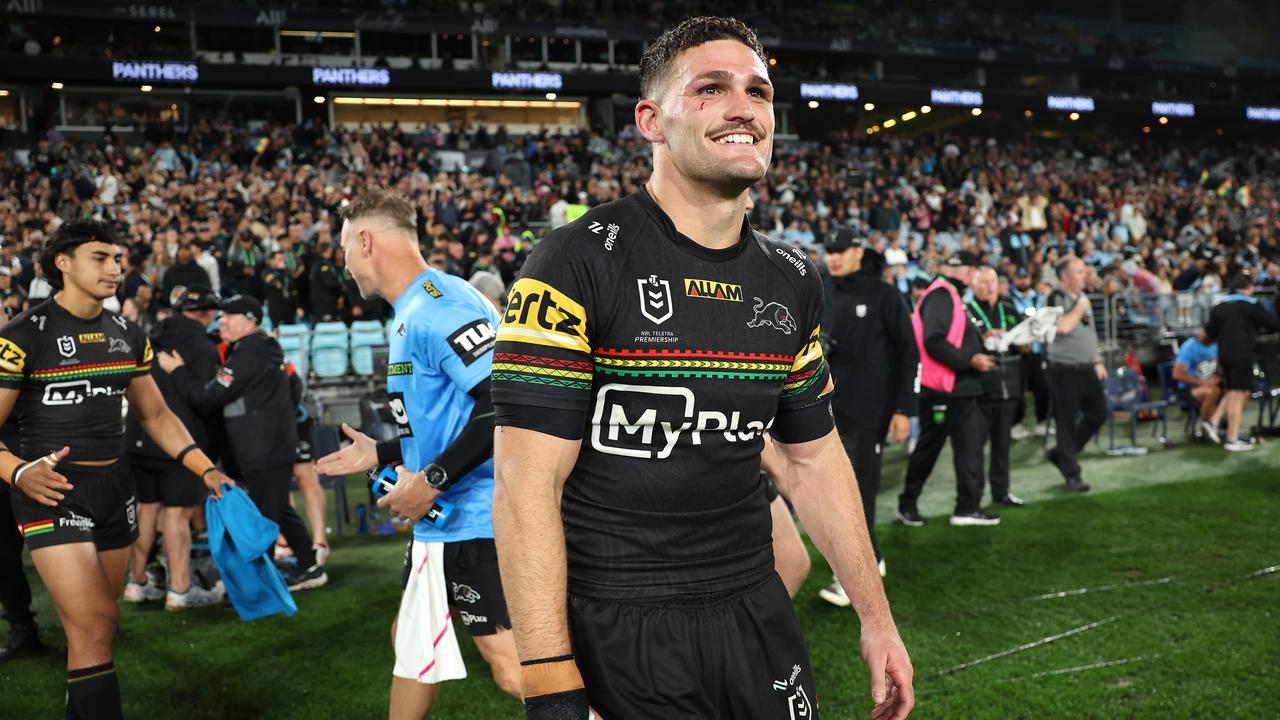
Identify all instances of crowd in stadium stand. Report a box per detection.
[1,121,1278,338]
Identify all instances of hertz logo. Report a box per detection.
[78,333,106,343]
[684,278,742,302]
[498,278,590,354]
[0,337,26,373]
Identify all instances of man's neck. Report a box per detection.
[382,254,430,306]
[53,287,103,320]
[646,167,748,251]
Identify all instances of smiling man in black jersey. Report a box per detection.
[0,220,233,720]
[491,16,913,720]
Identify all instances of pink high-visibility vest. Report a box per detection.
[911,277,967,393]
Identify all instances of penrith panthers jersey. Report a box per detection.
[0,298,153,461]
[492,189,833,600]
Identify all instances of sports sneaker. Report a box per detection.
[895,508,927,527]
[1200,421,1221,444]
[878,558,887,578]
[995,493,1025,507]
[313,543,330,567]
[1009,424,1031,441]
[123,578,165,603]
[165,583,225,611]
[1034,422,1051,436]
[818,578,851,608]
[1065,476,1091,493]
[950,511,1001,526]
[1224,439,1255,452]
[286,563,329,591]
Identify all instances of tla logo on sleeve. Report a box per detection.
[447,319,497,366]
[637,275,673,325]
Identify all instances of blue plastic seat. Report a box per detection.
[311,322,350,377]
[349,320,387,376]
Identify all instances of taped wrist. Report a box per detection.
[521,657,584,699]
[524,688,591,720]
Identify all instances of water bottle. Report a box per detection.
[367,465,454,527]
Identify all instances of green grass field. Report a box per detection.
[4,425,1278,719]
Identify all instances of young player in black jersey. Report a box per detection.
[491,17,914,720]
[0,220,234,719]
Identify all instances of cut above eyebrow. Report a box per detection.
[690,70,773,89]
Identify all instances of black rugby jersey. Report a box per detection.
[0,298,153,460]
[492,190,833,600]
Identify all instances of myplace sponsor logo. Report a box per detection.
[112,61,198,83]
[313,67,391,86]
[491,71,563,91]
[590,384,773,460]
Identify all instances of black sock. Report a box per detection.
[66,661,123,720]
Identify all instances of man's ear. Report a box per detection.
[636,99,665,144]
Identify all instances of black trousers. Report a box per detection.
[1049,364,1108,479]
[1013,351,1051,426]
[239,464,317,568]
[979,399,1017,501]
[0,486,35,628]
[839,430,884,561]
[900,395,987,516]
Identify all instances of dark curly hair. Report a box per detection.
[639,16,769,101]
[40,219,120,290]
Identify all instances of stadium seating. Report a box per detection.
[310,322,351,378]
[277,323,311,375]
[1104,367,1172,451]
[1156,361,1199,439]
[349,320,387,376]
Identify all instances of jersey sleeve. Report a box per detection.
[131,320,154,376]
[491,230,602,438]
[0,319,32,390]
[772,255,835,444]
[426,302,498,394]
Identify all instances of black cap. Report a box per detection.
[910,276,932,290]
[218,294,262,323]
[173,284,219,311]
[823,228,862,252]
[944,250,981,268]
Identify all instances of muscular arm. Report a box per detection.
[1171,362,1200,386]
[0,388,24,482]
[1056,295,1089,335]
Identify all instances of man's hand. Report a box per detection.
[1094,361,1108,382]
[887,413,910,445]
[862,625,915,720]
[203,469,235,500]
[315,423,378,476]
[156,350,185,373]
[376,465,439,524]
[13,447,73,507]
[970,353,995,372]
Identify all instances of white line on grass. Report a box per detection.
[926,616,1119,679]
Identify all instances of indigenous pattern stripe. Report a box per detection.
[18,519,55,538]
[594,348,794,381]
[30,360,145,381]
[492,352,593,390]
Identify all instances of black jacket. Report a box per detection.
[823,268,919,432]
[309,260,343,321]
[126,314,220,461]
[918,275,986,399]
[968,296,1023,402]
[171,331,298,472]
[1206,295,1278,360]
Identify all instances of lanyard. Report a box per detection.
[968,299,1008,330]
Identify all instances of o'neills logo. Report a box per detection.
[684,278,743,302]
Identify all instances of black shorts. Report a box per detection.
[10,458,139,552]
[131,456,205,507]
[1220,359,1256,392]
[761,472,780,502]
[569,575,818,720]
[295,418,315,463]
[401,537,511,637]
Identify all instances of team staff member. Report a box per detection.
[817,229,918,606]
[0,422,41,663]
[262,251,301,327]
[156,295,327,590]
[1008,267,1049,437]
[969,268,1025,507]
[124,284,225,610]
[0,220,231,719]
[1171,330,1221,440]
[491,18,912,720]
[1045,256,1105,492]
[897,252,999,527]
[1205,273,1278,451]
[316,190,520,719]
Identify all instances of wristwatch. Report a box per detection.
[423,463,449,491]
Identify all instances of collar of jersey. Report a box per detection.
[48,297,105,324]
[637,187,752,263]
[394,269,436,315]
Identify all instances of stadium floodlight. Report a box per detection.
[807,100,819,109]
[883,119,896,128]
[901,111,917,122]
[920,105,931,113]
[971,108,982,116]
[930,88,984,107]
[1151,101,1194,118]
[864,102,875,111]
[1069,112,1080,121]
[313,95,325,104]
[50,82,63,90]
[140,85,153,92]
[491,72,563,91]
[1245,106,1280,122]
[1047,95,1095,113]
[799,82,859,102]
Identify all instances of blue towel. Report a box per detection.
[205,485,297,621]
